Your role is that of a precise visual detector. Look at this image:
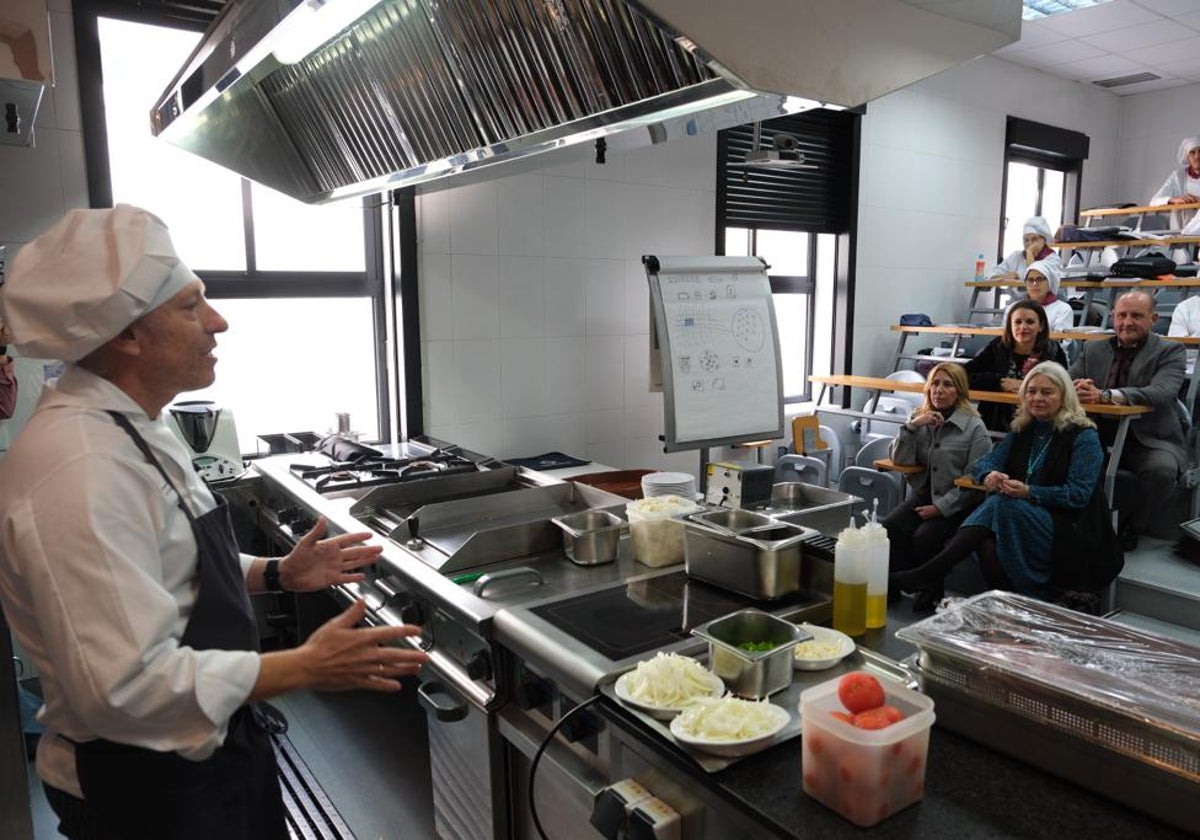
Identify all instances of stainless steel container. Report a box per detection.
[551,509,625,565]
[688,508,774,534]
[769,482,864,536]
[682,515,815,599]
[692,610,810,699]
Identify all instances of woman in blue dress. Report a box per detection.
[890,361,1122,601]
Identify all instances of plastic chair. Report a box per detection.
[854,436,897,468]
[862,395,914,440]
[837,467,901,519]
[835,436,903,518]
[818,424,843,483]
[775,454,828,488]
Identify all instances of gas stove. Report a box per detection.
[289,450,484,494]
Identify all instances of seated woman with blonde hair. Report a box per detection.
[889,362,1122,606]
[884,362,991,613]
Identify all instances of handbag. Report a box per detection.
[0,357,16,420]
[1108,255,1176,279]
[1049,488,1124,590]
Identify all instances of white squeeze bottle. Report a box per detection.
[833,524,868,636]
[861,501,890,629]
[974,253,986,282]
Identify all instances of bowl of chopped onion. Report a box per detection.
[614,652,725,720]
[792,623,856,671]
[669,696,791,757]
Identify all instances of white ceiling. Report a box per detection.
[994,0,1200,95]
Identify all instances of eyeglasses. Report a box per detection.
[1026,276,1048,285]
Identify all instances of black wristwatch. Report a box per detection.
[263,559,286,592]
[1100,389,1113,404]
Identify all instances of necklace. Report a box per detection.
[1026,429,1053,479]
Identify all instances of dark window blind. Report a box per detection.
[718,108,856,234]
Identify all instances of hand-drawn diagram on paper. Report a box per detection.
[650,262,781,446]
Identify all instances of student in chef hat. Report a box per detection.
[1,204,199,362]
[0,205,427,840]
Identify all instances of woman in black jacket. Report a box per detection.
[965,300,1067,431]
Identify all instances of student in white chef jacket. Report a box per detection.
[0,206,429,840]
[985,215,1060,281]
[1150,135,1200,232]
[1022,259,1075,337]
[1169,294,1200,377]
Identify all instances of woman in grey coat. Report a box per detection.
[884,362,992,612]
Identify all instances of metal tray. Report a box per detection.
[601,645,915,773]
[916,661,1198,834]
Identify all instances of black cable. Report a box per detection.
[528,694,602,840]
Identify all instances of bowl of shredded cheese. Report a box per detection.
[613,652,724,719]
[668,696,791,757]
[792,623,856,671]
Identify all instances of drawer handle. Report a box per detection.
[472,567,544,597]
[417,681,468,723]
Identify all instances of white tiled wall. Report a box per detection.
[1114,84,1200,208]
[417,135,715,476]
[0,3,83,450]
[852,55,1123,387]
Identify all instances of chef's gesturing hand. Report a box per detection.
[278,517,383,592]
[252,600,429,700]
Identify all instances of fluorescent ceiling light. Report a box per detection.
[1022,0,1114,21]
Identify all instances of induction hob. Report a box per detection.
[531,571,825,662]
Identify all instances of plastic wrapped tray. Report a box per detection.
[896,591,1200,832]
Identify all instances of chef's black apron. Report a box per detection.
[60,412,286,839]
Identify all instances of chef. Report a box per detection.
[0,205,429,839]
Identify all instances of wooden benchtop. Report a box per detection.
[1080,202,1200,217]
[873,458,923,474]
[1051,236,1200,249]
[953,476,987,491]
[889,324,1200,344]
[810,374,1151,416]
[965,278,1200,289]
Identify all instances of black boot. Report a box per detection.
[888,526,992,594]
[912,585,945,615]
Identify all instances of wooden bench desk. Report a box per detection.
[953,476,987,492]
[1080,202,1200,222]
[811,373,1150,508]
[874,458,923,496]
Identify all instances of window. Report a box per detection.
[77,7,387,451]
[717,110,857,403]
[999,117,1088,262]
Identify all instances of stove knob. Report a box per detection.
[398,600,426,626]
[464,650,491,682]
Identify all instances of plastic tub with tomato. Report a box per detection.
[799,671,936,827]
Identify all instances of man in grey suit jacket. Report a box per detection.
[1069,290,1187,543]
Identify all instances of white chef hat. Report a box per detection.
[1179,136,1200,166]
[0,205,198,362]
[1025,259,1060,295]
[1022,216,1052,243]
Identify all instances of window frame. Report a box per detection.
[998,117,1087,262]
[71,1,399,443]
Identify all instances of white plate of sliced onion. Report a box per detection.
[792,623,856,671]
[614,653,725,720]
[668,696,791,757]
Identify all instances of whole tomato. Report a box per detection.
[837,672,886,714]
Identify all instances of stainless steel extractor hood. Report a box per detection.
[151,0,1020,204]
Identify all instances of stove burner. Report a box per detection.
[291,451,482,493]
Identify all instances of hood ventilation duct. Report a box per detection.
[152,0,1020,204]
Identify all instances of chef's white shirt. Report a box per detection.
[0,366,260,797]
